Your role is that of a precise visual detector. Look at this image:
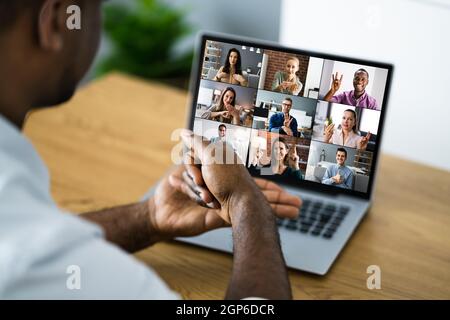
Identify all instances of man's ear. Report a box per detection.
[37,0,66,51]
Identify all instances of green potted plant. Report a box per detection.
[97,0,194,88]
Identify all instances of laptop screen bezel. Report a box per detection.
[188,32,393,201]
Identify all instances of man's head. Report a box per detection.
[336,148,347,166]
[281,97,292,114]
[0,0,103,127]
[353,68,369,95]
[218,124,227,138]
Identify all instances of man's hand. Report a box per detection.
[177,130,301,224]
[178,130,294,299]
[332,173,342,184]
[283,116,292,128]
[282,126,293,136]
[148,166,225,241]
[148,165,301,241]
[330,72,343,93]
[282,116,294,136]
[324,72,343,102]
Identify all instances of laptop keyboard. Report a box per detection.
[277,198,350,239]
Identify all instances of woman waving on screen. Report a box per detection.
[323,109,372,150]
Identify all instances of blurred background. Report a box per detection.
[89,0,450,172]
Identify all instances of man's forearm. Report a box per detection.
[226,188,292,300]
[324,88,335,101]
[81,200,161,253]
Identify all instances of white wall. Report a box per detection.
[167,0,281,53]
[280,0,450,171]
[303,57,324,98]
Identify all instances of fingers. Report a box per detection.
[262,189,302,209]
[168,171,220,209]
[182,171,220,208]
[254,178,284,192]
[183,157,204,186]
[261,189,301,219]
[182,149,205,192]
[325,123,335,134]
[270,204,299,219]
[180,130,210,165]
[333,72,343,84]
[168,173,207,207]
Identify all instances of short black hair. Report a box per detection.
[354,68,369,79]
[283,97,293,104]
[336,147,347,158]
[0,1,42,31]
[218,124,227,130]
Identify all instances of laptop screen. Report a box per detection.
[190,34,392,199]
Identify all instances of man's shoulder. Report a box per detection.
[343,165,353,173]
[270,112,282,119]
[366,94,378,108]
[332,91,348,101]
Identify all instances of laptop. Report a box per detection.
[155,32,393,275]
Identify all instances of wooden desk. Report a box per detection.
[23,73,450,299]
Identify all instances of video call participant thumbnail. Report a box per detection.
[324,69,379,110]
[201,87,245,126]
[210,124,227,143]
[250,136,303,182]
[270,137,303,182]
[271,56,303,96]
[323,109,371,150]
[213,48,248,87]
[322,148,353,189]
[268,97,299,137]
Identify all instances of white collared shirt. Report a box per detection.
[330,128,362,148]
[0,115,179,299]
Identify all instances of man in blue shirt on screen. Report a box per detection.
[322,148,354,189]
[268,97,299,137]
